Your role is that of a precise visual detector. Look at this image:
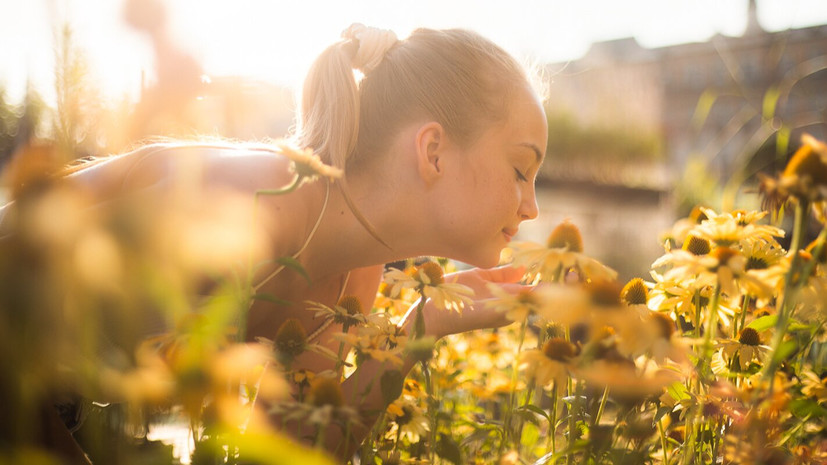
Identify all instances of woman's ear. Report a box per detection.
[415,121,445,185]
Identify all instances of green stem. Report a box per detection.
[761,202,822,385]
[336,322,350,376]
[593,385,609,426]
[658,416,669,465]
[547,382,558,456]
[699,284,722,382]
[422,362,436,463]
[255,174,303,197]
[736,295,750,340]
[500,318,529,453]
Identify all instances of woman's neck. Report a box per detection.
[296,164,431,278]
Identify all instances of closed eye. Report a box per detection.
[514,167,528,182]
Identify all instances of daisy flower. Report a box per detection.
[275,140,343,182]
[385,396,430,443]
[716,327,771,371]
[508,219,617,284]
[762,134,827,209]
[383,261,474,313]
[305,294,368,329]
[519,337,577,389]
[331,324,405,367]
[692,208,785,249]
[484,283,556,323]
[800,368,827,404]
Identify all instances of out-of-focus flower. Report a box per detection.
[508,219,617,283]
[386,396,429,443]
[759,133,827,218]
[654,244,772,303]
[383,261,474,313]
[485,283,555,323]
[693,208,784,248]
[306,295,368,329]
[274,318,308,359]
[716,327,771,371]
[801,368,827,404]
[271,375,360,432]
[332,324,405,366]
[574,357,680,403]
[660,205,710,250]
[275,141,343,183]
[374,281,415,317]
[520,337,577,388]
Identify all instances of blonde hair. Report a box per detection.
[293,26,533,246]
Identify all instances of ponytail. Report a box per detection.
[293,25,398,249]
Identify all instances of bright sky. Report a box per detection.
[2,0,827,106]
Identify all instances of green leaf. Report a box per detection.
[436,435,463,465]
[665,381,691,402]
[654,405,673,423]
[515,404,551,423]
[762,85,781,121]
[771,339,799,364]
[789,398,827,419]
[520,422,541,449]
[747,314,777,332]
[276,256,312,285]
[252,293,292,306]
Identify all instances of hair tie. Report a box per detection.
[342,23,398,73]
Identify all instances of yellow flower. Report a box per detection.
[508,219,617,284]
[801,368,827,404]
[485,283,555,323]
[276,140,343,182]
[383,261,474,313]
[519,338,576,388]
[716,327,771,371]
[305,295,368,328]
[653,245,772,301]
[332,325,405,367]
[386,396,430,443]
[574,358,680,402]
[759,133,827,219]
[693,208,784,248]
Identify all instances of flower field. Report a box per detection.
[1,134,825,465]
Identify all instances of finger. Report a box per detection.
[479,265,525,283]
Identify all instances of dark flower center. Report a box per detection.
[418,261,444,286]
[738,327,761,346]
[275,318,307,357]
[586,280,623,307]
[338,295,363,315]
[547,220,584,252]
[621,278,649,305]
[309,377,344,408]
[542,338,577,362]
[683,235,711,255]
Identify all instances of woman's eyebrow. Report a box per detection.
[518,142,544,163]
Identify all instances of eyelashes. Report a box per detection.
[514,167,529,182]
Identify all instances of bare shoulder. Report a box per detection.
[66,142,295,198]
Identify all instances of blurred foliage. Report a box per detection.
[0,86,49,171]
[545,110,663,164]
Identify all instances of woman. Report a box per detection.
[2,24,547,461]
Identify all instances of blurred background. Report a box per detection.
[1,0,826,280]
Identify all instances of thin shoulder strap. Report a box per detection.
[251,179,330,293]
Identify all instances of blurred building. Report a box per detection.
[530,0,827,281]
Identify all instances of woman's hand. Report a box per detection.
[423,265,530,339]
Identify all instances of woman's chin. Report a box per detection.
[463,249,504,270]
